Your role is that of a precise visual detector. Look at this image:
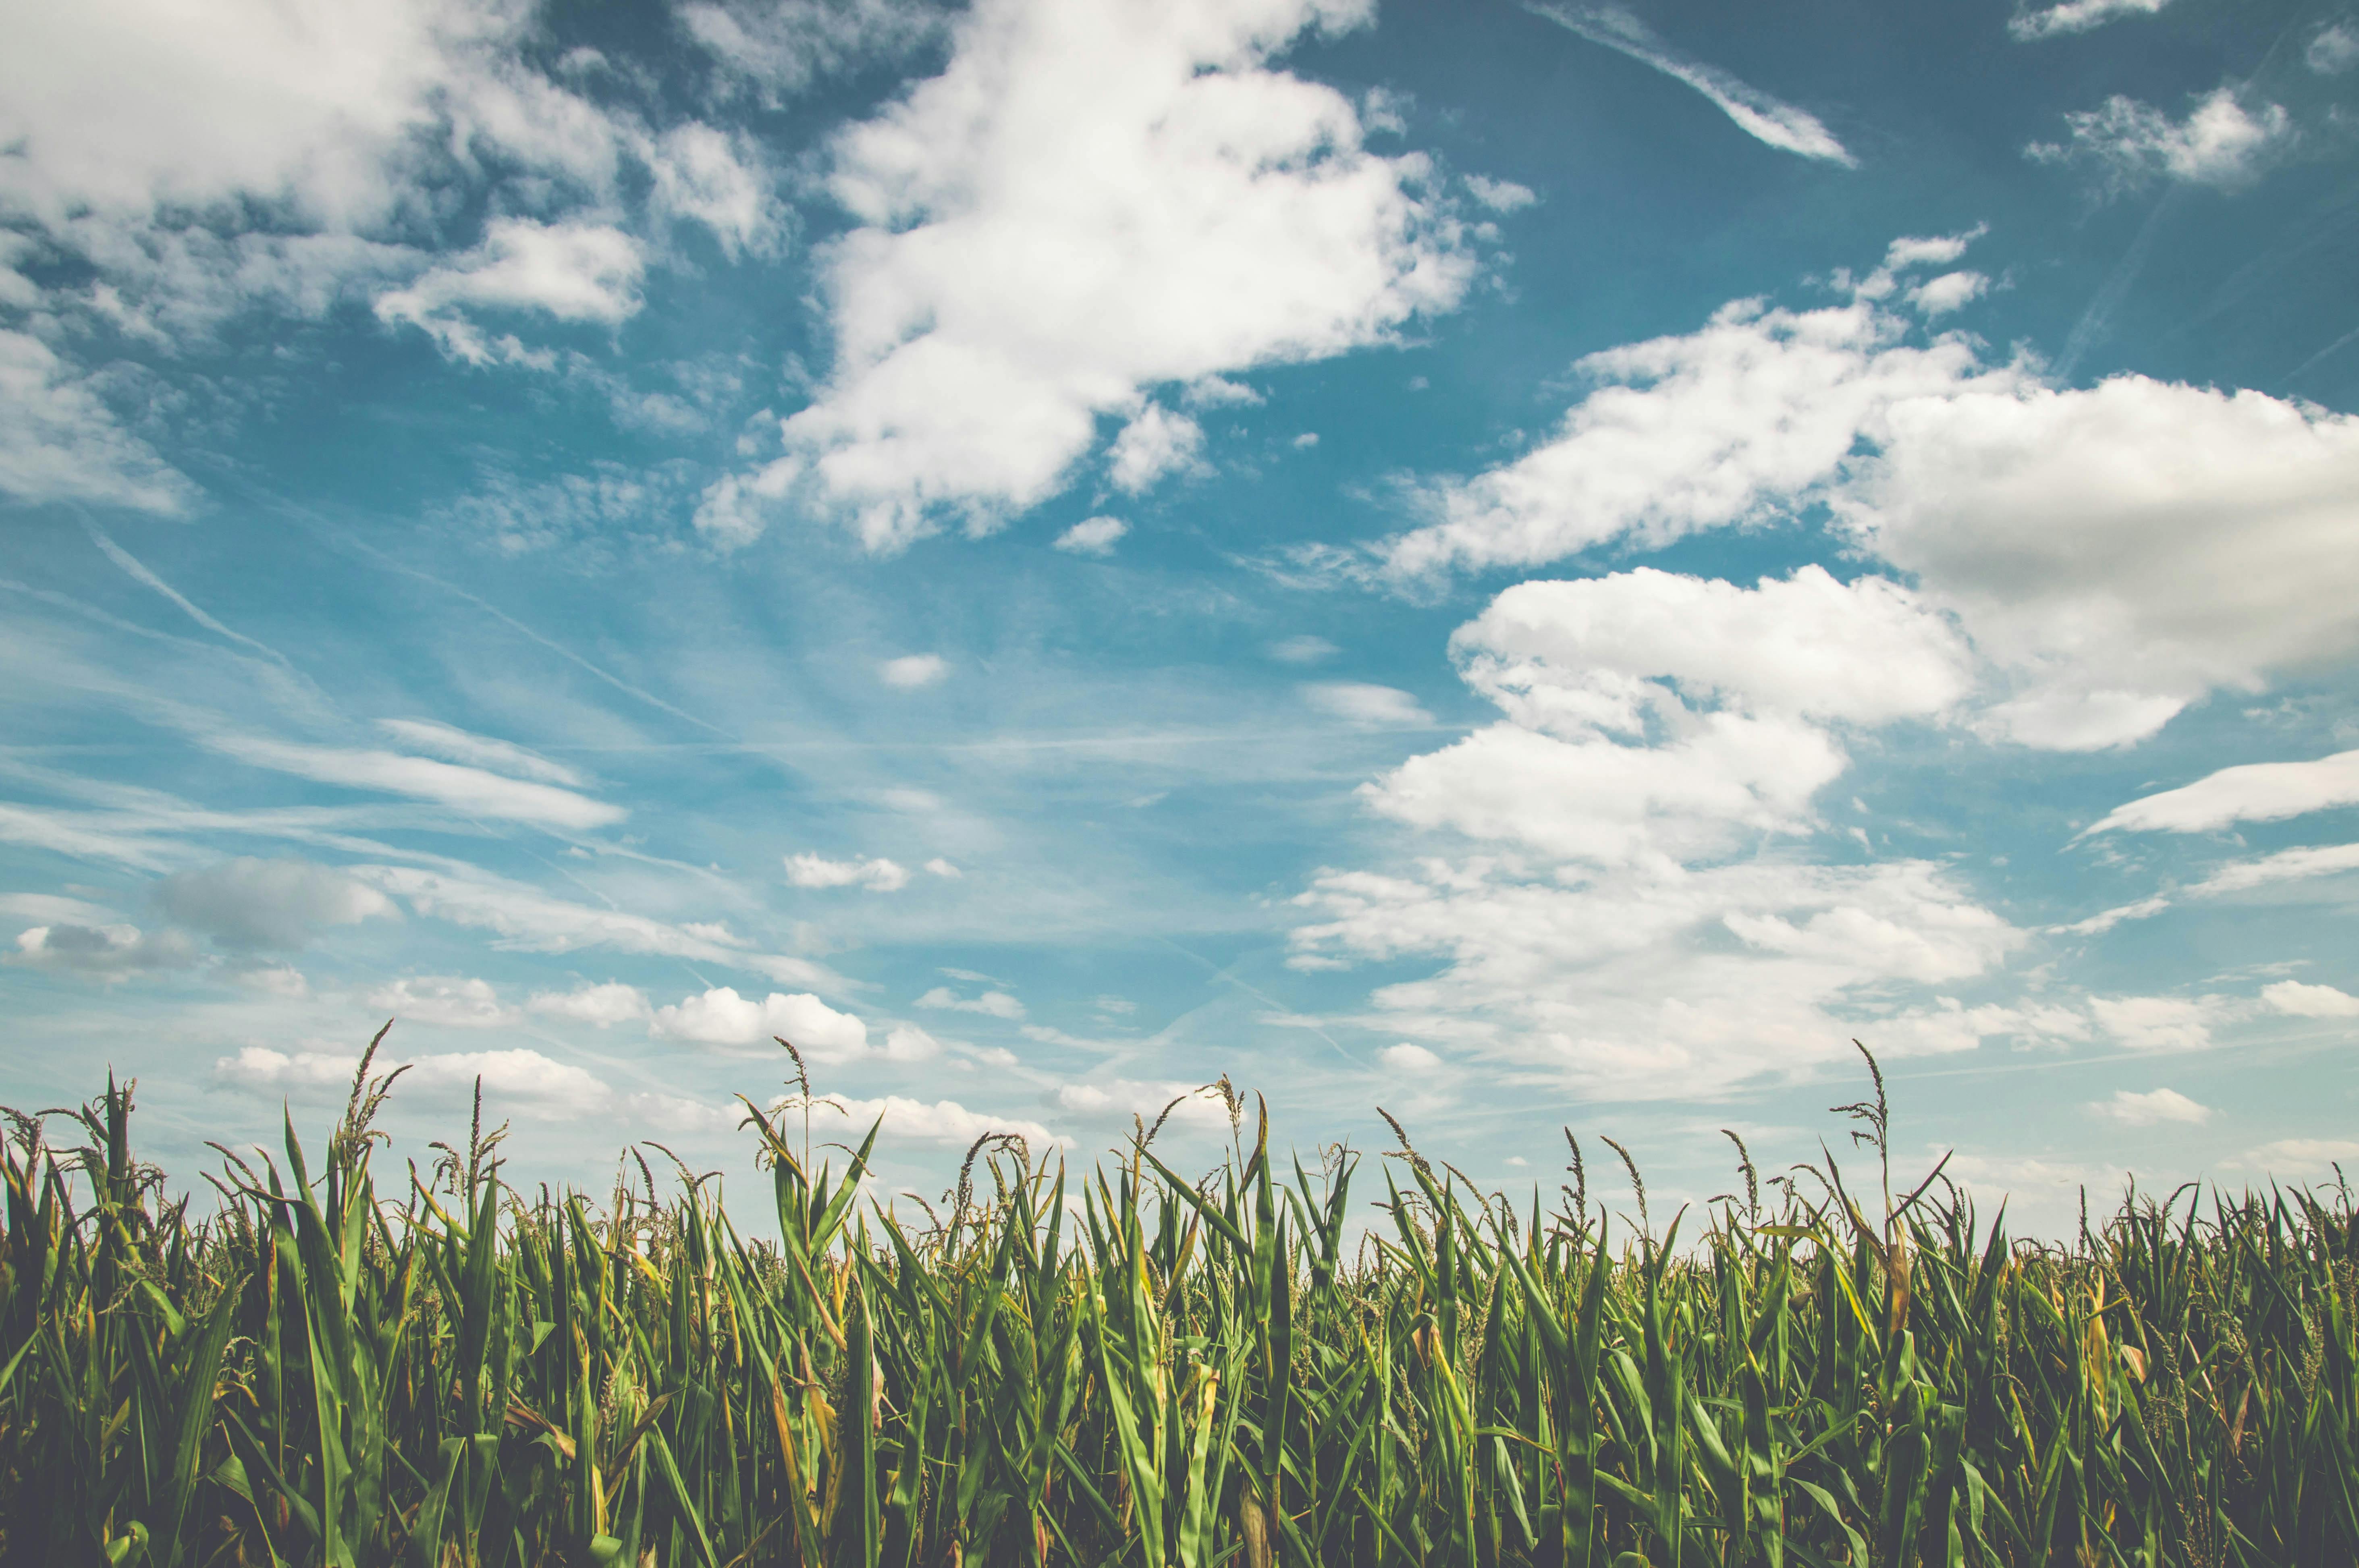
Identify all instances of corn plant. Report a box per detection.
[1,1034,2354,1566]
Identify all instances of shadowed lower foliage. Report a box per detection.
[1,1035,2355,1567]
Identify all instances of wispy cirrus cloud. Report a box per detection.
[198,734,624,830]
[1526,4,1855,166]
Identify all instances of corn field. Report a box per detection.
[2,1035,2355,1568]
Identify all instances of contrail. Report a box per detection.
[338,535,731,738]
[1527,3,1856,167]
[82,521,302,673]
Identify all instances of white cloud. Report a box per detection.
[1527,4,1854,166]
[1356,569,1968,871]
[0,330,197,513]
[527,980,652,1026]
[1382,284,2003,579]
[363,974,520,1029]
[2310,23,2359,75]
[644,123,777,257]
[696,0,1478,550]
[880,654,948,689]
[2008,0,2168,41]
[2027,88,2289,191]
[1107,404,1208,494]
[0,892,118,927]
[2091,1086,2211,1125]
[1382,250,2359,753]
[155,857,396,949]
[2229,1138,2359,1176]
[375,219,646,365]
[201,734,624,828]
[2191,842,2359,897]
[1908,270,1987,317]
[1270,635,1339,664]
[680,0,943,103]
[1459,568,1971,730]
[9,921,196,979]
[235,963,311,998]
[1291,857,2023,1096]
[215,1043,624,1119]
[1184,375,1262,408]
[786,852,912,891]
[2089,993,2229,1052]
[2090,750,2359,835]
[810,1091,1062,1150]
[348,864,843,988]
[1464,174,1537,212]
[924,857,962,879]
[376,719,585,787]
[1052,1078,1232,1129]
[881,1024,944,1061]
[1377,1041,1443,1073]
[1304,682,1434,727]
[1055,516,1130,557]
[651,985,870,1057]
[2262,979,2359,1018]
[917,985,1026,1020]
[1284,551,2039,1095]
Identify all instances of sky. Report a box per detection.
[6,0,2359,1234]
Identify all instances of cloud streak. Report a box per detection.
[1527,4,1855,166]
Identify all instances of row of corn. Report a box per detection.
[1,1041,2354,1567]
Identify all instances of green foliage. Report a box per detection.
[2,1037,2355,1567]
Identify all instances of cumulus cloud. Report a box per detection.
[2007,0,2168,41]
[2090,993,2230,1052]
[1378,245,2359,752]
[786,852,912,891]
[694,0,1479,550]
[1051,1078,1233,1130]
[9,921,196,979]
[924,857,962,878]
[1304,682,1434,727]
[2027,88,2289,192]
[809,1092,1062,1150]
[1527,4,1854,166]
[1358,568,1967,870]
[154,857,395,949]
[1107,404,1208,494]
[880,654,948,689]
[2091,1086,2210,1125]
[2089,750,2359,835]
[527,980,652,1026]
[214,1042,681,1122]
[917,985,1026,1020]
[1292,857,2025,1097]
[2310,23,2359,75]
[2262,979,2359,1018]
[1285,554,2040,1095]
[1465,174,1537,212]
[1908,271,1987,317]
[364,975,519,1028]
[375,219,646,366]
[650,985,870,1057]
[1055,516,1130,556]
[1377,1041,1443,1073]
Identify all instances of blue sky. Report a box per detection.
[6,0,2359,1231]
